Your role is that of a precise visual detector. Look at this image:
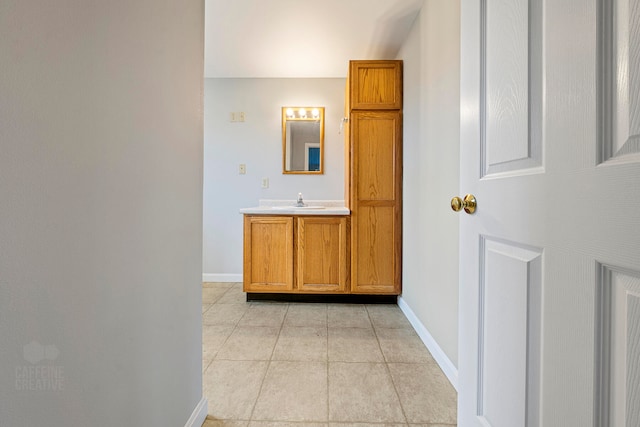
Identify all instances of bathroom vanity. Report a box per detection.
[241,60,402,299]
[241,203,350,295]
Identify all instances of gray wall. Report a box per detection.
[398,0,461,372]
[203,78,345,280]
[0,1,205,425]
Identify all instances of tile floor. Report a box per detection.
[201,282,457,427]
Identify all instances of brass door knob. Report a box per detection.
[451,194,477,214]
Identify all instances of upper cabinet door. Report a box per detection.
[349,61,403,110]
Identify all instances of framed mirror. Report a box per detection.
[282,106,324,174]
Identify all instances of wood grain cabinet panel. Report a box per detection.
[353,206,398,293]
[353,111,399,201]
[243,216,293,292]
[296,216,349,293]
[349,61,402,110]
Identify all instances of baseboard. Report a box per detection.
[397,296,459,391]
[202,273,242,283]
[184,396,208,427]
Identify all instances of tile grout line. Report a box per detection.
[203,284,255,420]
[202,285,240,411]
[246,302,290,422]
[326,304,330,423]
[366,304,410,426]
[201,359,213,375]
[203,286,237,368]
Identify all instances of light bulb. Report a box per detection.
[286,108,294,117]
[312,108,319,118]
[298,108,307,118]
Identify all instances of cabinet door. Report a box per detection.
[243,216,293,292]
[296,216,349,293]
[350,111,402,294]
[349,60,402,110]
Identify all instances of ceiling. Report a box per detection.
[204,0,423,78]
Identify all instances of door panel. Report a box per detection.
[596,265,640,426]
[485,0,529,167]
[600,0,640,162]
[482,0,543,176]
[477,238,541,427]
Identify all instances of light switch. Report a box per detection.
[261,178,269,189]
[230,112,246,122]
[239,164,246,174]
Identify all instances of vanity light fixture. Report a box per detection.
[285,107,319,119]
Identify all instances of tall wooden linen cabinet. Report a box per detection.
[345,60,402,295]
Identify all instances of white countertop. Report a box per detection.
[240,199,350,216]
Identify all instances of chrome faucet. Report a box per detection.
[296,192,306,207]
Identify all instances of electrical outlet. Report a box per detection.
[239,164,246,174]
[261,177,269,189]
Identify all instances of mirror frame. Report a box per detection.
[282,106,325,174]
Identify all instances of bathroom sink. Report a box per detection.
[271,205,325,210]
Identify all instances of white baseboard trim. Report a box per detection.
[184,396,208,427]
[203,273,242,283]
[397,296,459,391]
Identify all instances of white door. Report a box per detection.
[458,0,640,426]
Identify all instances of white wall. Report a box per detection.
[203,78,346,280]
[0,1,205,426]
[398,0,461,373]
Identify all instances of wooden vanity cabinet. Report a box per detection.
[346,60,402,295]
[243,215,349,293]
